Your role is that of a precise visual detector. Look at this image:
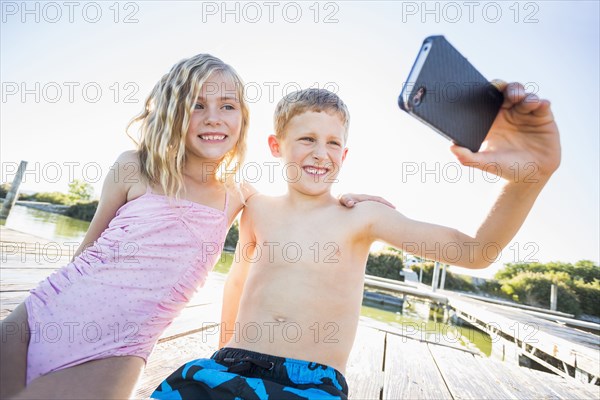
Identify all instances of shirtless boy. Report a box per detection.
[153,84,560,399]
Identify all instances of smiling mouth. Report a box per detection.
[303,166,329,176]
[198,133,227,141]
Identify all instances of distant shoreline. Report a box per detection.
[1,198,69,215]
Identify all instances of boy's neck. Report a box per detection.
[284,188,336,209]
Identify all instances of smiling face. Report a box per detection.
[269,111,348,196]
[185,72,243,163]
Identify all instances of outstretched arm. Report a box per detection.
[369,81,560,268]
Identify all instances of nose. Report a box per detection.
[312,143,327,160]
[204,106,222,126]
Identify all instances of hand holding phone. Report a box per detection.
[399,36,503,153]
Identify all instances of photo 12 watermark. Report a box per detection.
[400,1,540,24]
[199,1,341,24]
[1,82,141,104]
[1,1,141,24]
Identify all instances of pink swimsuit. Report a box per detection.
[24,187,229,383]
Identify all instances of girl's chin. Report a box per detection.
[186,154,227,165]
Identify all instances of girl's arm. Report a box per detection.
[71,151,137,260]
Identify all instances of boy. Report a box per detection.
[153,84,560,399]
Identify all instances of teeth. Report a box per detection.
[304,167,327,175]
[200,134,226,140]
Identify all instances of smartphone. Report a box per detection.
[398,36,504,152]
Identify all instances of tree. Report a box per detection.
[67,179,94,204]
[366,250,404,280]
[224,221,239,251]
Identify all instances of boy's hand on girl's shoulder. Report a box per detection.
[450,80,561,184]
[339,193,396,209]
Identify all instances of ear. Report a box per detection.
[268,135,282,157]
[341,147,349,163]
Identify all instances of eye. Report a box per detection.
[300,137,315,142]
[328,141,341,146]
[194,103,204,110]
[222,104,235,110]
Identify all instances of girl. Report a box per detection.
[1,54,249,400]
[0,54,384,399]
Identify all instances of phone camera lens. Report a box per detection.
[412,87,426,107]
[424,46,429,51]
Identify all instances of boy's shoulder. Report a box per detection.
[243,193,281,212]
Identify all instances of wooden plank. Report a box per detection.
[0,267,58,291]
[135,324,220,399]
[474,354,560,399]
[384,333,452,399]
[159,302,222,342]
[428,340,516,399]
[1,253,68,269]
[346,325,385,399]
[449,296,600,378]
[527,369,600,399]
[0,290,29,319]
[0,226,55,244]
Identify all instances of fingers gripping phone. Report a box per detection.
[398,36,504,153]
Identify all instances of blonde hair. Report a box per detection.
[127,54,249,199]
[273,88,350,141]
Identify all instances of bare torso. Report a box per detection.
[227,195,374,373]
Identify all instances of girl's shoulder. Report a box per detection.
[114,150,141,168]
[111,150,147,201]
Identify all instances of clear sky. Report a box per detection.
[1,1,598,278]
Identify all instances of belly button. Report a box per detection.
[275,316,286,323]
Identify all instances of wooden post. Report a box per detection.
[440,264,447,290]
[432,262,440,292]
[550,283,558,311]
[1,161,28,220]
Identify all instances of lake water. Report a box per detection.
[3,205,492,355]
[3,205,89,243]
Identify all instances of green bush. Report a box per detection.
[67,179,94,203]
[445,272,476,292]
[495,260,599,284]
[224,221,239,250]
[366,250,404,281]
[479,279,505,298]
[0,183,10,198]
[65,201,98,221]
[410,262,434,285]
[31,191,71,205]
[409,262,476,292]
[500,271,581,315]
[573,279,600,317]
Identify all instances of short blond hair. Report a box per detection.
[273,88,350,141]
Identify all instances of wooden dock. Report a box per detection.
[2,226,599,399]
[365,270,600,384]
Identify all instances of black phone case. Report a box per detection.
[399,36,503,152]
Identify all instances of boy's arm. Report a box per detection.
[219,207,256,348]
[339,193,395,209]
[369,81,560,269]
[368,179,548,268]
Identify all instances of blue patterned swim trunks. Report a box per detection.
[152,347,349,399]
